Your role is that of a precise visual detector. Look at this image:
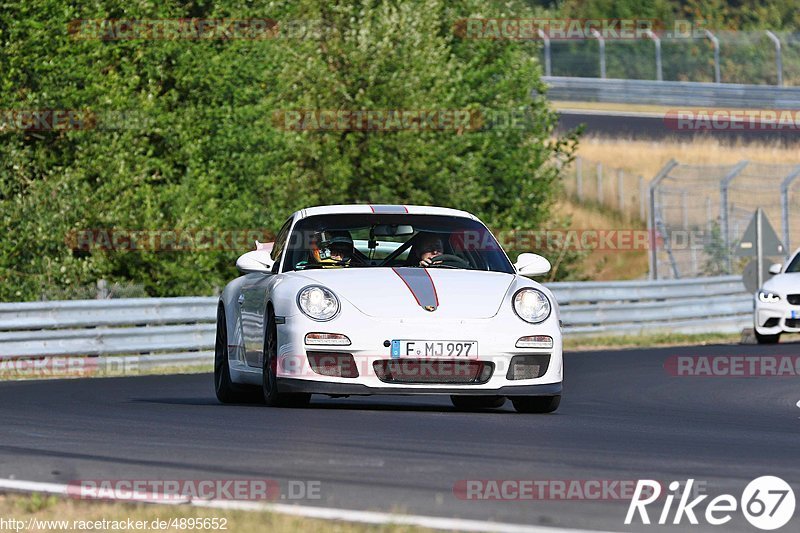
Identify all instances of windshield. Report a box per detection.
[282,214,514,274]
[786,253,800,273]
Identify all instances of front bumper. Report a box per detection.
[754,298,800,334]
[278,378,562,396]
[276,310,563,393]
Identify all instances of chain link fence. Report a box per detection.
[650,160,800,279]
[562,157,649,221]
[546,31,800,86]
[560,157,800,279]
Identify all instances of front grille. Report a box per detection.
[306,351,359,378]
[506,355,551,380]
[373,359,493,384]
[787,294,800,305]
[785,319,800,328]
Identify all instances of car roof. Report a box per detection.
[295,204,479,221]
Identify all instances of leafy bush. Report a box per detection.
[0,0,577,300]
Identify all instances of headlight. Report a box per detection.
[513,288,551,324]
[758,290,781,304]
[297,286,340,321]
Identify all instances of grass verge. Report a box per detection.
[0,493,432,533]
[564,331,744,351]
[0,361,211,382]
[553,198,649,281]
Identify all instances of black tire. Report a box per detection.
[755,330,781,344]
[263,309,311,408]
[450,395,506,410]
[511,395,560,414]
[214,306,259,403]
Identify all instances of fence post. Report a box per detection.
[645,29,662,81]
[765,30,783,86]
[96,279,109,300]
[681,190,688,229]
[649,160,679,280]
[538,29,551,77]
[638,176,646,220]
[704,30,721,83]
[617,169,625,213]
[591,29,606,79]
[596,162,604,204]
[576,157,583,200]
[780,165,800,256]
[719,161,749,274]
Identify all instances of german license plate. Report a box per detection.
[391,340,478,359]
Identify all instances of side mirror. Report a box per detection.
[514,253,551,277]
[236,242,275,274]
[769,263,782,275]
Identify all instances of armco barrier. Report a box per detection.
[543,76,800,109]
[0,276,751,364]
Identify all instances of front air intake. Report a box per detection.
[373,359,493,384]
[506,355,550,380]
[306,351,359,378]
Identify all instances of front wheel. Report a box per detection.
[450,395,506,410]
[511,395,560,414]
[263,310,311,408]
[755,330,781,344]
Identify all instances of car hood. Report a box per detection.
[762,272,800,295]
[293,268,515,319]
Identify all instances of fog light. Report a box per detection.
[305,333,351,346]
[515,335,553,349]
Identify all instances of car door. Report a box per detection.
[241,216,293,368]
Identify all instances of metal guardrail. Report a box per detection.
[0,275,751,365]
[543,76,800,108]
[0,297,217,367]
[552,275,751,335]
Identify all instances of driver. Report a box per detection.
[416,233,445,267]
[304,229,354,268]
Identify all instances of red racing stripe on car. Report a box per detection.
[369,205,408,213]
[392,267,439,310]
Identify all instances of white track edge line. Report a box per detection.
[0,478,611,533]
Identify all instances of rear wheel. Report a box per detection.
[755,330,781,344]
[263,310,311,408]
[511,395,560,414]
[214,307,259,403]
[450,395,506,410]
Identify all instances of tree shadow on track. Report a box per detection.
[131,395,523,414]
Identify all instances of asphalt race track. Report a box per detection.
[1,342,799,532]
[556,110,800,143]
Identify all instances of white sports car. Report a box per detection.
[215,204,562,413]
[753,247,800,343]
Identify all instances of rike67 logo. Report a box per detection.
[626,477,795,530]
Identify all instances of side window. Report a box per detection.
[270,217,293,272]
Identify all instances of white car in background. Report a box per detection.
[754,247,800,343]
[214,204,563,413]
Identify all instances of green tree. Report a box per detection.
[0,0,577,300]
